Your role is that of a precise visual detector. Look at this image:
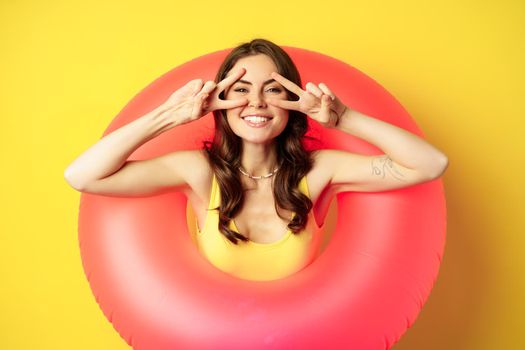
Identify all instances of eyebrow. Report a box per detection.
[234,78,277,86]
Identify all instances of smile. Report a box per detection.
[241,115,273,128]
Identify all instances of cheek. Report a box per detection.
[226,106,243,118]
[225,111,243,132]
[271,106,289,118]
[224,88,243,100]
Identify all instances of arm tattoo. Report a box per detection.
[371,155,407,181]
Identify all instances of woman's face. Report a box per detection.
[223,54,290,145]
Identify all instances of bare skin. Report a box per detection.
[184,149,329,244]
[65,54,448,244]
[185,54,337,243]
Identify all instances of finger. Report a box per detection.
[305,82,323,98]
[216,67,246,92]
[200,80,217,95]
[267,98,300,111]
[321,94,335,117]
[318,83,336,100]
[321,94,332,109]
[194,93,209,117]
[270,72,304,97]
[184,78,204,93]
[217,97,249,110]
[320,94,335,123]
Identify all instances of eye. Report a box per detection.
[232,87,283,93]
[267,87,282,93]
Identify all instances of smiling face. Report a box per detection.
[223,54,290,145]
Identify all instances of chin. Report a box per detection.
[240,135,277,145]
[229,125,285,144]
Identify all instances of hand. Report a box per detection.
[266,72,347,128]
[156,68,249,125]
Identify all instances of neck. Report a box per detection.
[240,141,278,177]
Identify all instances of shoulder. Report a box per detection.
[163,149,210,174]
[165,149,213,199]
[310,149,361,176]
[309,149,340,178]
[304,150,337,204]
[306,149,365,199]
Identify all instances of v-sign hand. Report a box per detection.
[266,72,348,128]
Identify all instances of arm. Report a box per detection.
[63,105,188,195]
[64,72,249,197]
[327,107,448,192]
[264,71,448,192]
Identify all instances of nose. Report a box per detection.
[248,91,266,108]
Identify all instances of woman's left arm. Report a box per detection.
[335,107,448,178]
[316,106,449,192]
[267,71,449,192]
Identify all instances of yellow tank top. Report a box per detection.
[190,173,324,281]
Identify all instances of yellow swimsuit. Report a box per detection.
[190,173,324,281]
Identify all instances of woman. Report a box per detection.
[64,38,448,281]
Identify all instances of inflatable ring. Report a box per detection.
[78,47,447,349]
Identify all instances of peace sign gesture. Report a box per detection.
[266,72,348,128]
[157,68,249,126]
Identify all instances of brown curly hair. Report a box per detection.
[202,38,317,244]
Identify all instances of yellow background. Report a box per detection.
[1,0,523,349]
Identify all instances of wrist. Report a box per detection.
[335,106,350,129]
[142,107,181,139]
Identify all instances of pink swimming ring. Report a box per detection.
[78,46,447,349]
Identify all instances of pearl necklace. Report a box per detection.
[238,166,279,180]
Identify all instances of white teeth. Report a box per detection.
[244,116,270,123]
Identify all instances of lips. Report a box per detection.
[241,114,273,128]
[241,114,273,120]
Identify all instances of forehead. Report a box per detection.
[226,54,278,82]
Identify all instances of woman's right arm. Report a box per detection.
[63,105,191,196]
[64,69,249,197]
